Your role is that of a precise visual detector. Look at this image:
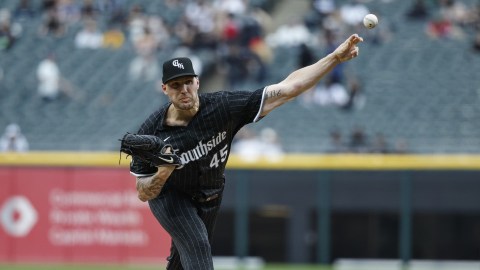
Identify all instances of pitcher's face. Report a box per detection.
[163,76,200,111]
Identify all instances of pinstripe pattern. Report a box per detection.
[149,186,222,269]
[130,88,265,269]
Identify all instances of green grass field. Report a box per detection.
[0,264,332,270]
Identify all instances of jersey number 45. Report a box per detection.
[210,145,229,168]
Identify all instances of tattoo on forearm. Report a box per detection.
[266,90,281,99]
[136,174,165,202]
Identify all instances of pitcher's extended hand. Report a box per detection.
[333,34,364,62]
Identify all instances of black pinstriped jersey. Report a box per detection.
[130,88,265,195]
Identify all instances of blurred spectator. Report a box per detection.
[96,0,127,27]
[38,4,66,38]
[128,4,172,49]
[173,16,197,47]
[217,7,271,89]
[0,123,29,152]
[324,30,345,84]
[74,19,103,49]
[162,0,185,26]
[339,0,370,32]
[36,53,78,101]
[0,21,15,51]
[14,0,36,22]
[102,24,125,49]
[232,127,283,162]
[439,0,469,26]
[313,0,336,18]
[249,5,273,35]
[327,129,347,153]
[220,12,240,43]
[75,20,103,49]
[299,65,350,109]
[56,0,82,26]
[148,15,170,49]
[259,127,284,161]
[129,26,159,81]
[42,0,56,11]
[247,38,269,83]
[340,76,366,111]
[426,13,452,39]
[406,0,429,20]
[232,127,264,162]
[185,0,216,40]
[221,43,250,89]
[0,8,23,51]
[249,34,273,60]
[237,12,263,47]
[37,53,61,101]
[215,0,247,16]
[426,12,464,40]
[348,127,369,153]
[297,43,317,107]
[80,0,98,21]
[127,4,147,44]
[266,18,314,48]
[370,132,389,153]
[313,77,349,108]
[322,10,348,35]
[424,0,469,40]
[299,43,316,68]
[310,0,336,29]
[470,3,480,28]
[220,42,268,89]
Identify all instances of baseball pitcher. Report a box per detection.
[120,34,363,269]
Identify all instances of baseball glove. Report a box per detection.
[119,133,183,167]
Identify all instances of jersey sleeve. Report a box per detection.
[226,87,266,127]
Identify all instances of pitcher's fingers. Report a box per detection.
[353,47,359,57]
[350,34,364,44]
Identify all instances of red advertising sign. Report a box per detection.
[0,167,170,264]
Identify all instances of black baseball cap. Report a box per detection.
[162,57,197,83]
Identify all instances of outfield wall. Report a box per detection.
[0,153,479,264]
[0,166,170,264]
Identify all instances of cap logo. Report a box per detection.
[172,60,184,69]
[162,57,196,83]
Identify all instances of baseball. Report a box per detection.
[363,14,378,29]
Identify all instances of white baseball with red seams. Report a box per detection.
[363,14,378,29]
